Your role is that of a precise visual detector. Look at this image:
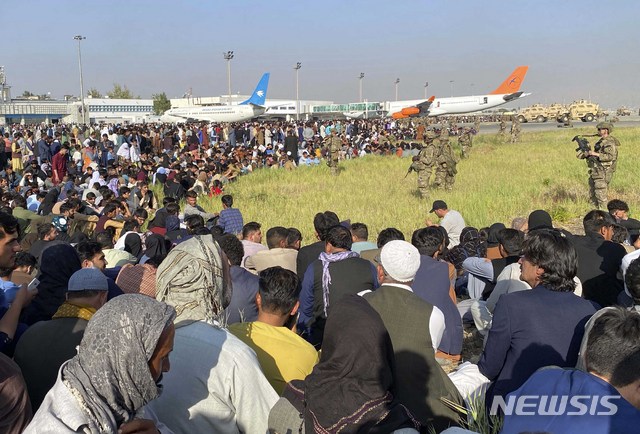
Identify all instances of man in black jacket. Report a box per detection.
[296,211,339,278]
[571,210,626,307]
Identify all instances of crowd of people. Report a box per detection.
[0,120,638,433]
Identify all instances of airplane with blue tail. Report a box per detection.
[161,73,270,123]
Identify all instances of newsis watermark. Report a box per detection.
[490,395,621,416]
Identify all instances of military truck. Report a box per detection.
[547,103,567,119]
[516,104,549,123]
[556,100,601,123]
[616,106,631,116]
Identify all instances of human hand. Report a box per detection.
[15,284,36,308]
[118,419,159,434]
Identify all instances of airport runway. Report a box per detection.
[472,116,640,135]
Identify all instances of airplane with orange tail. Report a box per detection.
[388,66,530,119]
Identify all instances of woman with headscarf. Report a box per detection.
[443,227,487,274]
[269,295,421,434]
[150,236,278,434]
[124,232,143,259]
[139,234,169,267]
[21,244,81,326]
[485,222,506,260]
[24,294,176,433]
[37,188,59,216]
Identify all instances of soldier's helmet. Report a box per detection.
[425,130,437,140]
[596,122,613,133]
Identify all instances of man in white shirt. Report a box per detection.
[427,200,465,247]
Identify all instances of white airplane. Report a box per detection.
[161,73,270,123]
[388,66,530,119]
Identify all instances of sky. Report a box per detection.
[2,0,639,109]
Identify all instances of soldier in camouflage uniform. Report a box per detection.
[440,123,450,145]
[473,118,480,133]
[433,130,458,190]
[577,122,619,209]
[498,118,507,142]
[510,116,521,143]
[458,127,473,159]
[325,130,342,175]
[410,130,437,199]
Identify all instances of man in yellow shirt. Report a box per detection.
[229,267,318,394]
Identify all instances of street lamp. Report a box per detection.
[359,72,365,102]
[74,35,87,124]
[395,78,400,101]
[294,62,302,121]
[450,80,455,97]
[424,81,429,99]
[223,51,234,104]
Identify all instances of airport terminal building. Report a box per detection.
[0,96,336,125]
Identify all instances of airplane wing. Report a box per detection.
[391,96,435,119]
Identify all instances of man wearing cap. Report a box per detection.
[427,200,465,247]
[577,122,618,209]
[363,240,463,431]
[14,268,109,410]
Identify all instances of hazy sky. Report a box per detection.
[3,0,639,109]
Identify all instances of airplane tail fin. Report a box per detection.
[489,66,529,95]
[240,73,270,106]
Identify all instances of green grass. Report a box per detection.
[164,126,640,244]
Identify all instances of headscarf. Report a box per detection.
[528,209,553,231]
[443,227,487,271]
[486,223,506,248]
[38,188,59,216]
[282,296,420,434]
[21,244,82,326]
[140,234,169,266]
[63,294,176,432]
[318,250,359,316]
[165,215,180,233]
[124,233,143,258]
[155,235,230,327]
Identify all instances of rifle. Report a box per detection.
[572,134,599,161]
[404,165,414,179]
[572,135,591,154]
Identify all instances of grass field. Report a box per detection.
[180,126,640,244]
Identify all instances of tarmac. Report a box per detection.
[471,116,640,135]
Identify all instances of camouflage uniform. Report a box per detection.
[510,118,521,143]
[410,131,437,199]
[440,124,450,145]
[325,131,342,176]
[473,119,480,133]
[498,119,507,142]
[458,128,472,159]
[577,122,618,208]
[434,132,458,190]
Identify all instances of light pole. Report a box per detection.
[294,62,302,120]
[395,78,400,101]
[223,51,234,104]
[424,81,429,99]
[74,35,87,124]
[359,72,364,102]
[450,80,454,97]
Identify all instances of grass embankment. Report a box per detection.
[170,126,640,244]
